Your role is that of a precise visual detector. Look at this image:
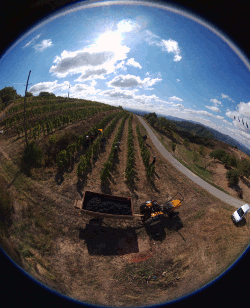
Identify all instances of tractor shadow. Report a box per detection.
[79,220,140,256]
[145,215,183,241]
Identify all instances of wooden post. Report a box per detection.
[23,70,31,148]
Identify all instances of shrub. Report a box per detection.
[49,134,57,144]
[172,142,176,152]
[183,138,190,148]
[226,169,239,186]
[21,141,42,175]
[209,148,226,161]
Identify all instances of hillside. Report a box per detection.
[0,97,250,307]
[144,115,250,204]
[169,118,250,157]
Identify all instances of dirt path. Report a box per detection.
[137,116,245,209]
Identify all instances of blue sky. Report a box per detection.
[1,1,250,148]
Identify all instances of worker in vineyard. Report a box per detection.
[90,132,94,142]
[117,141,121,147]
[152,156,156,164]
[143,135,147,141]
[85,135,89,146]
[101,136,106,148]
[114,145,118,155]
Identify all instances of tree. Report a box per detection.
[145,112,157,120]
[148,115,157,126]
[230,155,237,167]
[192,151,200,163]
[237,159,250,179]
[198,145,205,156]
[0,86,17,103]
[183,138,190,148]
[39,91,55,97]
[222,154,231,169]
[203,154,211,170]
[172,142,176,152]
[226,169,239,186]
[209,148,226,161]
[26,92,33,97]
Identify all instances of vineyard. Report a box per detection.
[0,96,247,308]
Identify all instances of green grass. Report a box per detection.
[173,154,229,195]
[147,122,230,195]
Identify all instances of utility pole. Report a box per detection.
[68,82,70,99]
[23,70,31,148]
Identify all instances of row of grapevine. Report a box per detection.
[76,111,126,176]
[7,97,106,116]
[5,102,115,128]
[100,112,130,183]
[125,114,135,183]
[15,105,113,139]
[136,124,155,180]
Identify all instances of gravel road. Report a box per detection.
[137,116,245,209]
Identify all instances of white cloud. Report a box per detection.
[117,19,140,33]
[225,110,239,119]
[144,30,182,62]
[237,102,250,117]
[75,68,108,82]
[221,93,234,102]
[177,79,180,82]
[161,39,182,61]
[107,74,162,88]
[169,96,183,101]
[90,80,97,87]
[173,103,184,108]
[116,60,127,71]
[50,38,130,79]
[206,105,221,112]
[210,98,222,105]
[34,39,53,52]
[29,80,69,94]
[70,83,99,95]
[102,89,137,99]
[126,58,142,69]
[23,34,42,48]
[214,115,224,120]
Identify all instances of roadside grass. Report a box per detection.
[144,121,230,195]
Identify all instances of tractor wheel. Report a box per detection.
[163,202,174,214]
[140,203,149,214]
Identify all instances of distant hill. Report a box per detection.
[202,125,250,157]
[170,119,250,157]
[172,120,216,140]
[123,108,250,157]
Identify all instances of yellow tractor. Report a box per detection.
[162,192,184,218]
[139,192,184,227]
